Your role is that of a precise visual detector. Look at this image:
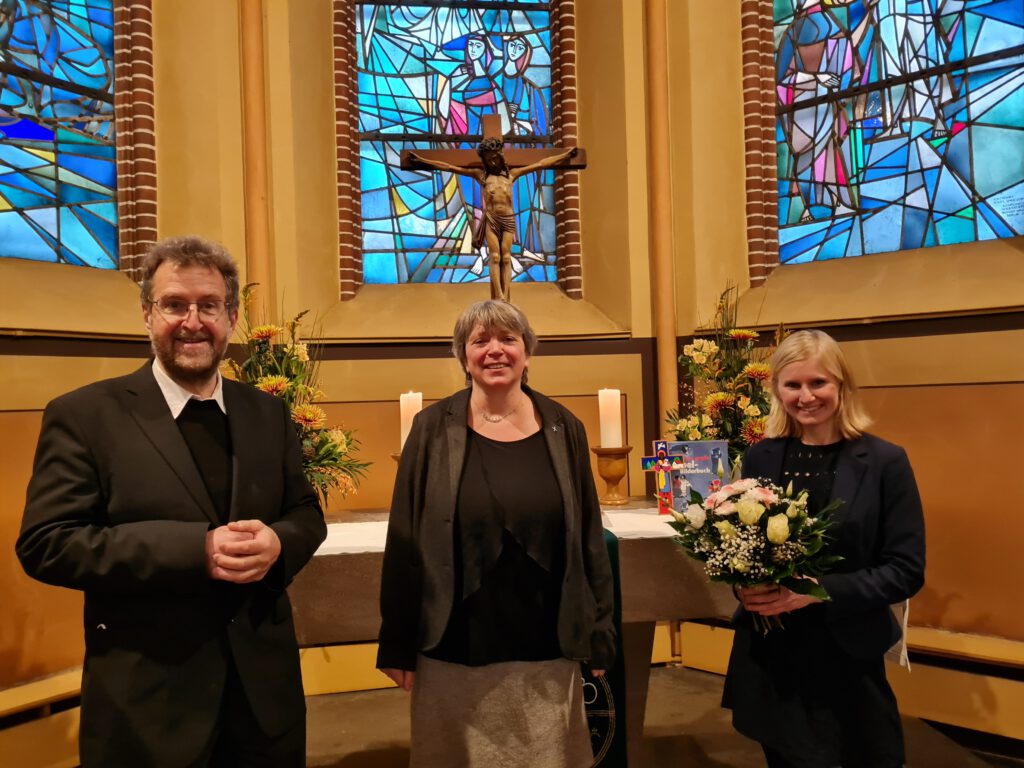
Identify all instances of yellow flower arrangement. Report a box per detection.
[226,284,368,505]
[666,287,784,466]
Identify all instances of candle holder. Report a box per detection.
[591,446,632,506]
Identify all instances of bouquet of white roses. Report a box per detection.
[668,477,842,632]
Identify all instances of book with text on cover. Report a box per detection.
[642,439,730,513]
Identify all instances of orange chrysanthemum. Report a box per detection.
[727,329,760,342]
[702,392,736,417]
[740,417,767,445]
[292,404,327,430]
[256,375,289,396]
[742,362,771,383]
[250,324,283,341]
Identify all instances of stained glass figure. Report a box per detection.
[775,0,1024,263]
[356,2,557,285]
[0,0,116,268]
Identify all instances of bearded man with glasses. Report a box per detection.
[16,236,326,768]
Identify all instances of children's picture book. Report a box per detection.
[641,439,730,514]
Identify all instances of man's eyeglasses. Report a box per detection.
[149,297,231,320]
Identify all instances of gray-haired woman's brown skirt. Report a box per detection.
[410,654,593,768]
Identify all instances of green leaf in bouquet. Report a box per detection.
[803,538,824,556]
[689,488,705,507]
[781,577,831,601]
[814,554,844,570]
[818,498,844,514]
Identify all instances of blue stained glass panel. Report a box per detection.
[775,0,1024,263]
[0,0,117,268]
[357,3,557,285]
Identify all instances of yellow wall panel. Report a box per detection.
[844,331,1024,387]
[0,706,79,768]
[0,260,143,339]
[0,356,145,412]
[0,412,84,687]
[668,0,751,334]
[862,384,1024,641]
[737,240,1024,330]
[153,0,247,263]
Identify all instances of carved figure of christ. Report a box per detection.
[401,114,587,301]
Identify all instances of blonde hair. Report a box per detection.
[765,330,871,440]
[451,300,538,385]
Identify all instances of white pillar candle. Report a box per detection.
[399,391,422,449]
[597,389,622,448]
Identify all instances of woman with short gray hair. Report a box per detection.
[378,300,615,767]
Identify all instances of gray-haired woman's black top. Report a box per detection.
[426,429,565,665]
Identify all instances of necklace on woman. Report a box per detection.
[477,395,522,423]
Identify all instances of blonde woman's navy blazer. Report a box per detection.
[742,433,926,658]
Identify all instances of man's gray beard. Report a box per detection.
[151,337,227,387]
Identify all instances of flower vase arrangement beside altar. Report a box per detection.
[669,478,843,634]
[665,287,781,470]
[222,284,369,506]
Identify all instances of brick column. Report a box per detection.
[552,0,583,299]
[741,0,778,285]
[335,0,362,300]
[114,0,157,281]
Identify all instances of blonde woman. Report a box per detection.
[722,330,925,768]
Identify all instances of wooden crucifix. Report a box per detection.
[400,114,587,302]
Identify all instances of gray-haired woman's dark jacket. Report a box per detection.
[376,386,616,671]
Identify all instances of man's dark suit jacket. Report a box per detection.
[741,433,926,658]
[16,363,327,768]
[376,386,616,672]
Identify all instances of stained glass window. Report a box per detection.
[775,0,1024,264]
[0,0,116,268]
[357,1,557,285]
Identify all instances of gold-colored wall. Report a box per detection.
[1,412,84,688]
[1,0,1022,694]
[861,382,1024,639]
